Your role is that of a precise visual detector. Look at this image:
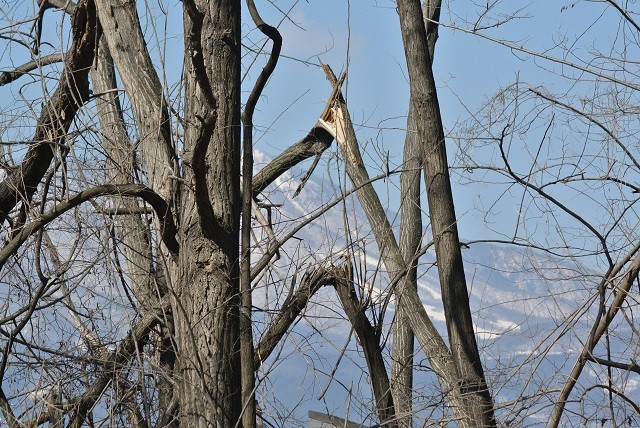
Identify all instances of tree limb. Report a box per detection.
[333,263,396,427]
[0,0,98,222]
[0,53,64,87]
[241,2,283,426]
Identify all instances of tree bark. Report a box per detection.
[334,265,396,427]
[90,35,177,425]
[396,1,496,425]
[93,0,177,203]
[91,36,155,308]
[322,65,481,427]
[175,1,242,426]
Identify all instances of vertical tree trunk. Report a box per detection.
[395,1,496,426]
[90,3,180,421]
[176,1,242,426]
[93,0,177,204]
[392,3,441,427]
[91,37,154,307]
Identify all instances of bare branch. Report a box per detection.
[0,53,64,87]
[0,184,179,270]
[0,0,98,222]
[550,246,640,427]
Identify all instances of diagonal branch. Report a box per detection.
[0,0,98,222]
[549,247,640,427]
[254,266,335,369]
[319,63,479,426]
[251,73,345,197]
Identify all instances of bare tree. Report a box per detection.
[7,1,637,427]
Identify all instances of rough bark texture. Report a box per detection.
[391,3,441,426]
[90,36,176,425]
[93,0,177,203]
[91,37,155,305]
[396,1,496,425]
[175,1,242,426]
[91,0,184,423]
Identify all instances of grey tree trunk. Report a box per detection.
[396,0,496,426]
[93,0,177,203]
[91,2,180,422]
[91,37,154,307]
[91,36,178,425]
[175,1,242,426]
[391,3,441,426]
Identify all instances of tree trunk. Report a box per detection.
[91,35,178,425]
[396,1,496,425]
[175,1,242,426]
[391,3,441,427]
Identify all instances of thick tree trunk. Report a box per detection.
[395,1,496,426]
[91,1,182,420]
[175,1,242,426]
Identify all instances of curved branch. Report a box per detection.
[241,4,282,425]
[497,126,613,267]
[0,53,64,87]
[333,264,396,426]
[254,266,334,368]
[0,184,179,270]
[580,383,640,417]
[605,0,640,34]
